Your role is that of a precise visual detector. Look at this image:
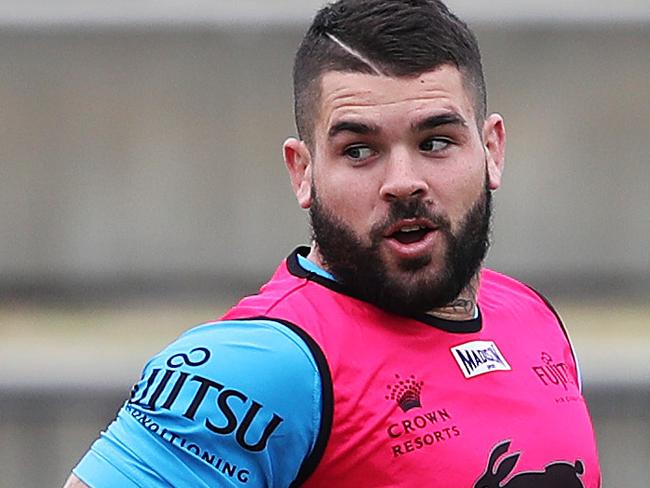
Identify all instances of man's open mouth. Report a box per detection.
[391,225,432,244]
[385,220,436,244]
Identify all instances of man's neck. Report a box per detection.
[427,276,479,321]
[306,245,325,269]
[305,244,480,322]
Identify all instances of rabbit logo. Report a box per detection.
[474,440,585,488]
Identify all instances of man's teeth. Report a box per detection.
[400,225,424,232]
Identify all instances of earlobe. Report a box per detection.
[283,137,313,209]
[483,113,506,190]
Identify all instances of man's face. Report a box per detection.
[284,65,505,314]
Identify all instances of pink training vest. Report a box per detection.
[222,249,601,487]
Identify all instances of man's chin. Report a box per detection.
[381,262,446,294]
[380,246,442,275]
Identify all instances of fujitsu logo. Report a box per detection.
[129,346,283,453]
[532,352,575,390]
[451,341,511,378]
[385,374,424,412]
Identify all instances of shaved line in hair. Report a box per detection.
[325,33,383,76]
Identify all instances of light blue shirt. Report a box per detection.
[296,254,335,281]
[74,258,329,487]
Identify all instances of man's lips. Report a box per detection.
[383,218,438,244]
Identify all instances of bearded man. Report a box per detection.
[65,1,601,486]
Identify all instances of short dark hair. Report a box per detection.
[293,0,487,146]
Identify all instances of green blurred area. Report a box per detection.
[2,298,648,388]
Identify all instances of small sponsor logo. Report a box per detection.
[451,341,511,378]
[385,374,424,412]
[532,352,576,391]
[166,347,211,368]
[384,374,462,458]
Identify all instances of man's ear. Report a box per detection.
[482,113,506,190]
[283,137,313,209]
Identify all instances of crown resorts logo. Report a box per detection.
[385,374,424,412]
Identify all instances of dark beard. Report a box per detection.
[309,181,492,316]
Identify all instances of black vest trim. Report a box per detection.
[524,285,581,389]
[235,316,334,486]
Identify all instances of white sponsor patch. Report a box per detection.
[451,340,511,378]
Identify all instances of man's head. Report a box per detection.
[293,0,487,148]
[284,0,506,316]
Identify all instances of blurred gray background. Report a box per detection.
[1,1,649,486]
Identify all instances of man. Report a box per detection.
[65,0,601,486]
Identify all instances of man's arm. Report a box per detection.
[67,319,325,487]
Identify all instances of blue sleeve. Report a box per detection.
[73,319,323,488]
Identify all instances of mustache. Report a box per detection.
[371,198,451,237]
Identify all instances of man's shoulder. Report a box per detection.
[75,317,326,487]
[479,267,556,312]
[162,318,321,378]
[480,267,528,289]
[140,317,323,418]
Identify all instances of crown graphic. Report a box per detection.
[385,374,424,412]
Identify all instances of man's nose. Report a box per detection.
[379,148,428,201]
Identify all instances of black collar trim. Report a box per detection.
[286,246,482,334]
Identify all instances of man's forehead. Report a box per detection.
[316,65,476,130]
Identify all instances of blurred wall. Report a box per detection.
[2,25,649,299]
[1,29,302,291]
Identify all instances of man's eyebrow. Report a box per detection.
[412,113,468,131]
[328,120,379,138]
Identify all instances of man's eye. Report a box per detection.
[344,145,375,161]
[419,138,451,153]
